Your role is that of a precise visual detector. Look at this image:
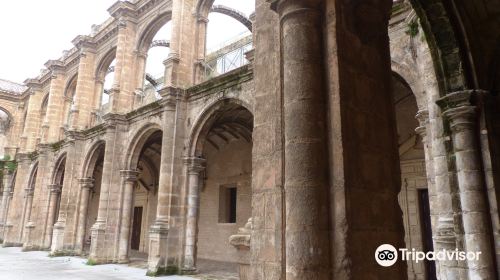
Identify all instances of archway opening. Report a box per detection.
[63,74,77,137]
[0,109,11,158]
[128,129,162,261]
[81,143,105,254]
[138,20,172,107]
[202,1,254,80]
[193,102,253,275]
[392,72,436,280]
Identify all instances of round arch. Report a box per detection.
[64,73,78,97]
[95,47,117,81]
[195,0,216,17]
[136,12,172,54]
[0,106,13,122]
[124,123,163,170]
[51,152,67,185]
[407,0,468,94]
[81,140,106,178]
[26,162,39,190]
[188,97,253,158]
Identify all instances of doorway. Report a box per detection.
[418,189,437,280]
[131,206,143,251]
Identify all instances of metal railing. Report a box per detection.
[203,41,252,81]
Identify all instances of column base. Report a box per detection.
[22,223,36,251]
[50,221,65,254]
[89,221,107,263]
[147,221,169,275]
[181,267,198,275]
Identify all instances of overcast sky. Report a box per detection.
[0,0,254,84]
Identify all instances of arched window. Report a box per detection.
[63,75,78,131]
[101,59,115,110]
[203,0,254,79]
[138,22,172,106]
[0,109,10,158]
[39,94,49,143]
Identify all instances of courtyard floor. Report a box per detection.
[0,247,195,280]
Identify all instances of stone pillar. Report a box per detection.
[164,0,196,88]
[44,184,62,248]
[147,92,177,275]
[117,170,138,263]
[415,110,439,232]
[71,36,97,130]
[108,3,138,114]
[273,1,330,279]
[193,15,208,83]
[74,178,94,254]
[21,188,35,250]
[0,171,13,242]
[43,60,66,143]
[182,157,205,273]
[21,80,44,152]
[438,90,496,279]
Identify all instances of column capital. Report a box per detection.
[268,0,323,14]
[436,89,488,111]
[78,177,95,189]
[184,157,206,174]
[443,106,477,132]
[24,187,34,197]
[49,184,62,193]
[120,170,139,182]
[414,109,429,138]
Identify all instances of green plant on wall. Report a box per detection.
[406,19,419,38]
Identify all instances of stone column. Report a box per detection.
[44,184,62,248]
[194,15,208,83]
[0,171,13,241]
[147,92,177,275]
[117,170,138,263]
[44,60,66,143]
[74,178,95,254]
[182,157,205,273]
[415,110,439,233]
[21,187,35,250]
[108,3,138,114]
[274,1,330,279]
[71,36,97,130]
[438,90,496,279]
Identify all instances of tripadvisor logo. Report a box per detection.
[375,244,398,267]
[375,244,482,267]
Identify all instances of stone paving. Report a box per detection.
[0,247,194,280]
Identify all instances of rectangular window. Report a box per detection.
[219,185,237,223]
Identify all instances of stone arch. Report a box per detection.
[195,0,216,17]
[0,106,13,122]
[51,152,67,185]
[136,12,172,55]
[188,97,253,158]
[64,73,78,97]
[408,0,468,94]
[0,106,13,133]
[210,5,252,31]
[391,69,426,110]
[95,47,117,81]
[41,93,49,110]
[124,123,163,170]
[81,140,106,178]
[26,161,39,191]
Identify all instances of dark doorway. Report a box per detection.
[418,189,437,280]
[131,206,143,250]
